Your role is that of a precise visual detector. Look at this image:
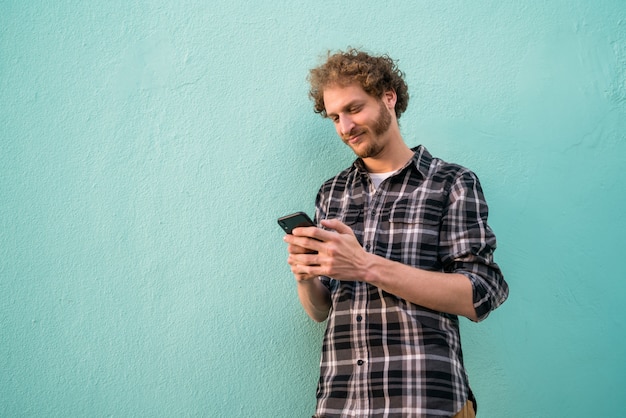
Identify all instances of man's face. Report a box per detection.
[323,83,394,159]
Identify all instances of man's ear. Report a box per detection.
[382,90,397,110]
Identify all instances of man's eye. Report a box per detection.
[349,106,362,114]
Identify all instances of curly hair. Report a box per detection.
[308,48,409,119]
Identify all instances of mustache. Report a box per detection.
[341,129,366,141]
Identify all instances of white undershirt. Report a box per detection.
[369,171,395,189]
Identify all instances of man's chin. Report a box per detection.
[346,142,365,156]
[352,146,374,159]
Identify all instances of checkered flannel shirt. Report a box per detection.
[313,145,508,418]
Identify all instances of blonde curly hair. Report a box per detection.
[308,48,409,119]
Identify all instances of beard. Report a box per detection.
[372,99,392,136]
[347,100,392,159]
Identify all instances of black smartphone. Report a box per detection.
[277,212,315,234]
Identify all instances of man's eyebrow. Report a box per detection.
[327,100,363,117]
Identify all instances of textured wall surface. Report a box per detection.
[1,1,625,417]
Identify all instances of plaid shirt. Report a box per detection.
[313,145,508,418]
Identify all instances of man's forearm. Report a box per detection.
[362,253,478,321]
[297,278,331,322]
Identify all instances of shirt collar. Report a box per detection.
[352,145,432,180]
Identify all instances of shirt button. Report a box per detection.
[364,244,371,251]
[356,315,363,322]
[357,360,364,366]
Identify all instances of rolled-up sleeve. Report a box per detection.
[440,169,509,321]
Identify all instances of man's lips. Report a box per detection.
[343,131,366,144]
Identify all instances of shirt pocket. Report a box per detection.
[386,198,442,266]
[325,207,363,244]
[339,208,361,226]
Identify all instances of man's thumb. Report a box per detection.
[320,218,354,235]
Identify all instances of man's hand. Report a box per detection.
[285,237,319,281]
[284,219,369,282]
[283,222,349,322]
[283,218,478,321]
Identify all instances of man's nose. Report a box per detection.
[339,115,355,136]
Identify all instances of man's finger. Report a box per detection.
[320,218,354,235]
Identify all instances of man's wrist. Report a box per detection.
[360,252,380,285]
[296,275,320,284]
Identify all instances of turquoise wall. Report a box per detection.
[2,1,625,417]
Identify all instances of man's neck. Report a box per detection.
[362,133,414,173]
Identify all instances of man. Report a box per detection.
[283,48,508,418]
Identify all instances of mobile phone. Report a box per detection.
[277,212,315,234]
